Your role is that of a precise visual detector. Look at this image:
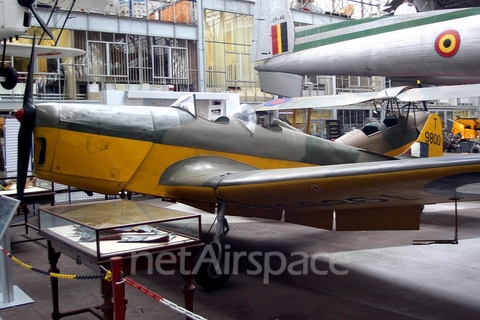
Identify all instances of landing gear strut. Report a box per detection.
[413,197,459,245]
[194,201,231,291]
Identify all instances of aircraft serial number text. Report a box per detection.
[424,131,442,145]
[277,194,423,208]
[272,15,286,23]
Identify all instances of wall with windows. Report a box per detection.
[204,9,273,103]
[73,30,197,96]
[0,27,198,103]
[1,0,477,129]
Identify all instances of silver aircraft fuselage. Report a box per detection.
[255,8,480,80]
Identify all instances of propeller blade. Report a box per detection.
[17,0,55,40]
[15,35,37,201]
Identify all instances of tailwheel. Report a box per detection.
[193,241,231,291]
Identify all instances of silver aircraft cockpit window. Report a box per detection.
[232,104,257,135]
[170,94,196,117]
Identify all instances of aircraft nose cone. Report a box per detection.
[15,108,25,123]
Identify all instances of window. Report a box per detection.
[226,52,254,82]
[88,41,128,78]
[153,46,188,80]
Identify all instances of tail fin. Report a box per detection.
[403,113,444,157]
[251,0,295,62]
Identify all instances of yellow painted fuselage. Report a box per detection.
[32,103,391,204]
[29,102,480,232]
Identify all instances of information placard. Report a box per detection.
[0,195,20,240]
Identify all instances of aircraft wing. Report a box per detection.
[0,43,85,58]
[256,83,480,111]
[164,154,480,212]
[255,86,411,111]
[396,83,480,102]
[256,92,380,111]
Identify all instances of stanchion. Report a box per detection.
[111,256,126,320]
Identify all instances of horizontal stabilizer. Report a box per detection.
[258,71,303,97]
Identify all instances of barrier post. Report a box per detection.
[111,257,126,320]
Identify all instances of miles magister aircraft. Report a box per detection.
[251,0,480,97]
[14,40,480,290]
[256,84,480,157]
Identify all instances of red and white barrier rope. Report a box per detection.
[125,277,208,320]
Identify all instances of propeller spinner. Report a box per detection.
[14,35,36,200]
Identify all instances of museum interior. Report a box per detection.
[2,0,480,319]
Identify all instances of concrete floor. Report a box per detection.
[1,196,480,319]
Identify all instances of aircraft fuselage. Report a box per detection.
[255,8,480,80]
[32,103,391,199]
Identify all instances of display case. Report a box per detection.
[38,200,202,264]
[0,172,55,205]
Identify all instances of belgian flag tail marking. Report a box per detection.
[271,22,289,55]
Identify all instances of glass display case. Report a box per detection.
[38,200,202,263]
[0,172,55,205]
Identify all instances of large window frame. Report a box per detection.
[88,40,128,78]
[152,45,188,80]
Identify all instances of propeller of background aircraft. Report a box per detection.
[14,35,37,201]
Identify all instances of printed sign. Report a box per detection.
[0,196,21,240]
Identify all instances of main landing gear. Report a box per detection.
[194,201,231,291]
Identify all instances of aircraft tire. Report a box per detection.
[193,242,231,291]
[470,145,480,153]
[1,66,18,90]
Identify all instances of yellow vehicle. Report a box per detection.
[446,118,480,153]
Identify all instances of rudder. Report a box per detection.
[405,113,444,157]
[251,0,295,62]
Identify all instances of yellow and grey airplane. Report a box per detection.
[334,112,441,157]
[251,0,480,96]
[14,41,480,290]
[256,84,480,157]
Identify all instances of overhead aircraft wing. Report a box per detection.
[162,154,480,212]
[256,83,480,111]
[255,86,411,111]
[256,92,379,111]
[397,83,480,102]
[0,43,85,58]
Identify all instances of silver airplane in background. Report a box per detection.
[251,0,480,96]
